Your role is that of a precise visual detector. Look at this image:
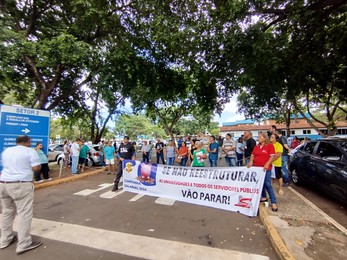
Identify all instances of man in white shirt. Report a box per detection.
[70,138,81,175]
[141,141,150,163]
[0,135,43,254]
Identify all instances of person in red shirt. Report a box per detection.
[247,132,278,211]
[178,141,189,166]
[290,136,301,149]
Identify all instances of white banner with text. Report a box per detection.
[122,160,266,217]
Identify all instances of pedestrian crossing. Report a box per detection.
[3,215,270,260]
[73,183,176,205]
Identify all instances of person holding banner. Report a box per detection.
[192,141,207,167]
[112,136,136,192]
[247,132,278,212]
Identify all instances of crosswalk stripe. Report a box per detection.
[99,185,124,198]
[73,183,113,196]
[155,197,176,206]
[129,194,145,201]
[6,215,269,260]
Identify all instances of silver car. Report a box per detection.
[87,144,104,166]
[48,144,64,162]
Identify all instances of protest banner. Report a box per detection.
[122,160,266,217]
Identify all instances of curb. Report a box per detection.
[34,168,106,190]
[259,204,296,260]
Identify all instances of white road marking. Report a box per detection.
[129,194,145,201]
[6,215,269,260]
[99,185,124,199]
[73,183,114,196]
[155,197,176,206]
[289,186,347,236]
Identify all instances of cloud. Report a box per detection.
[214,96,244,125]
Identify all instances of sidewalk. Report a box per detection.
[259,185,347,260]
[34,163,107,190]
[37,162,347,260]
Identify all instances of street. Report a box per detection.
[0,172,279,260]
[1,152,347,260]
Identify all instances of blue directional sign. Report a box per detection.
[0,105,50,171]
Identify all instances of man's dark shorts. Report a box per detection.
[79,157,87,165]
[274,166,283,179]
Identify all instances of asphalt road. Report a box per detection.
[0,173,279,260]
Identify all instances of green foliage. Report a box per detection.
[230,0,347,135]
[113,114,166,140]
[1,0,346,139]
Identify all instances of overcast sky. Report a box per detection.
[214,96,244,126]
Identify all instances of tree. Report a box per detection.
[113,114,165,140]
[225,1,347,137]
[0,1,150,109]
[173,117,219,136]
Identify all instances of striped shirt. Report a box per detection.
[37,149,49,164]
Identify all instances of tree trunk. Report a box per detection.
[285,108,291,137]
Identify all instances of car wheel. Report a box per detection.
[57,157,63,165]
[291,168,302,185]
[87,158,93,167]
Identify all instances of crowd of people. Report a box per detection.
[133,126,295,212]
[0,125,297,253]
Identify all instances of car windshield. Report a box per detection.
[93,146,100,151]
[337,141,347,153]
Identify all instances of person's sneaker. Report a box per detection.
[16,241,42,254]
[0,235,17,249]
[111,185,118,192]
[34,180,44,184]
[44,178,52,181]
[107,172,111,175]
[282,182,290,187]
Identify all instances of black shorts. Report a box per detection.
[274,166,283,179]
[79,157,87,165]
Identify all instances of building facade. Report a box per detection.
[220,116,347,140]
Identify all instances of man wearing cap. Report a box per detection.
[112,136,136,191]
[0,135,43,254]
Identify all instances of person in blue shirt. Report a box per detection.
[34,142,51,182]
[207,135,219,167]
[104,141,116,175]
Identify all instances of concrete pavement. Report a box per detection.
[260,184,347,260]
[31,164,347,260]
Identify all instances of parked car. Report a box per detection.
[87,144,104,166]
[289,138,347,204]
[288,143,304,163]
[48,144,64,162]
[56,144,103,167]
